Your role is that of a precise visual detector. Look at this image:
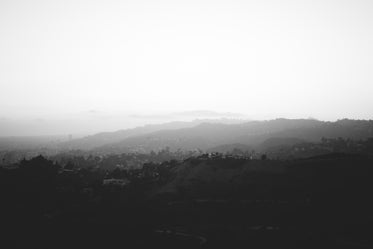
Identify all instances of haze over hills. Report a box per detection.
[0,135,70,151]
[0,110,248,137]
[0,110,248,150]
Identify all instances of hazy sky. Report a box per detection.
[1,0,373,135]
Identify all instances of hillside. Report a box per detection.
[151,153,373,201]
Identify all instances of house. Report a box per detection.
[103,178,130,187]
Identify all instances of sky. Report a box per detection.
[0,0,373,135]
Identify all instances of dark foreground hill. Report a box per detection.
[1,153,373,249]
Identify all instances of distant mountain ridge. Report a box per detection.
[59,118,248,150]
[91,119,373,154]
